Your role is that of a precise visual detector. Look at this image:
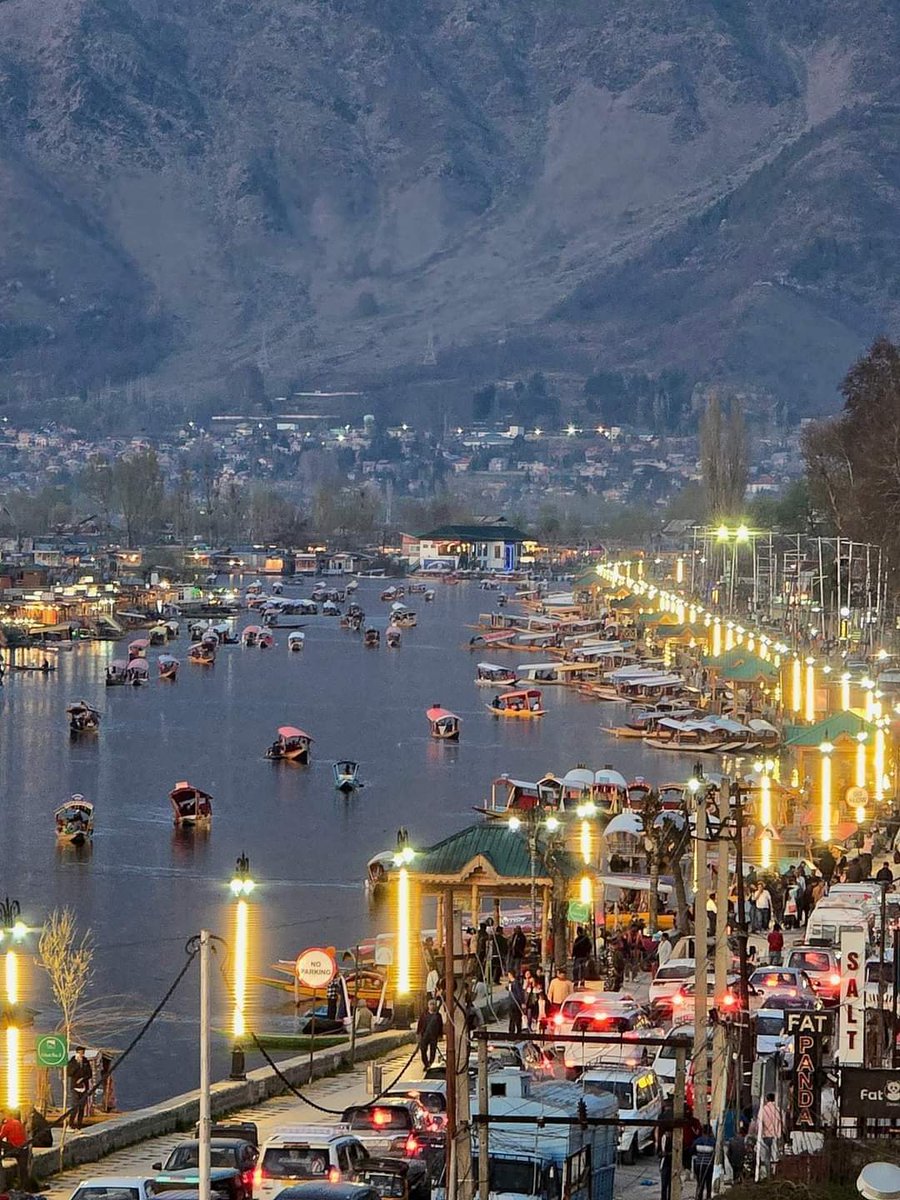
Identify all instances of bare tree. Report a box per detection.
[38,908,94,1115]
[638,789,691,933]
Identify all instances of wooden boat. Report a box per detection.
[188,642,216,665]
[467,630,513,651]
[424,590,436,603]
[67,701,101,733]
[380,586,399,602]
[241,624,262,646]
[364,627,380,648]
[148,624,168,646]
[487,687,545,718]
[170,781,213,826]
[55,795,94,845]
[266,725,313,763]
[426,705,461,740]
[258,629,274,648]
[322,601,341,616]
[158,654,180,680]
[407,582,427,594]
[128,638,149,660]
[333,760,361,791]
[475,662,518,687]
[390,604,417,628]
[298,599,318,615]
[386,627,401,648]
[126,658,150,685]
[288,631,305,652]
[105,659,130,687]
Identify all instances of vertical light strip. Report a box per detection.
[232,899,248,1040]
[397,868,411,996]
[821,751,832,843]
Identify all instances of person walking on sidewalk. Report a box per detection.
[416,1000,443,1070]
[692,1125,716,1200]
[507,971,526,1036]
[758,1092,783,1178]
[767,923,784,965]
[67,1047,93,1131]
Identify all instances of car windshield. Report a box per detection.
[73,1190,143,1200]
[751,971,797,988]
[167,1149,236,1171]
[261,1148,329,1178]
[755,1015,785,1036]
[655,965,691,981]
[560,998,592,1019]
[471,1158,541,1197]
[583,1079,634,1108]
[358,1170,407,1198]
[344,1107,412,1133]
[788,951,831,972]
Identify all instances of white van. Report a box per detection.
[805,905,871,948]
[581,1065,663,1164]
[648,959,695,1015]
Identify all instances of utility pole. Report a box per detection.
[733,782,751,1075]
[443,893,474,1200]
[672,1044,687,1200]
[199,929,211,1200]
[693,784,709,1126]
[477,1037,490,1200]
[711,780,732,1147]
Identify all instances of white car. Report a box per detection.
[69,1180,159,1200]
[648,958,696,1015]
[548,983,620,1039]
[254,1125,368,1199]
[652,1025,707,1097]
[562,997,661,1076]
[753,1009,793,1059]
[581,1065,663,1164]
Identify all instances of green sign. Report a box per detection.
[567,900,591,924]
[36,1034,68,1067]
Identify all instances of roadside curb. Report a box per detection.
[32,1029,416,1181]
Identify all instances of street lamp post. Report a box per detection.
[0,896,27,1112]
[229,854,255,1081]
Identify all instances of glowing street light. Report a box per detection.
[735,524,750,543]
[716,525,729,542]
[791,658,802,715]
[228,855,255,1079]
[0,897,26,1110]
[712,618,722,658]
[856,732,868,790]
[819,743,833,843]
[841,672,852,712]
[676,557,685,585]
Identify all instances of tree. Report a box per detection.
[699,394,749,518]
[39,908,94,1116]
[113,448,164,547]
[472,384,496,422]
[637,790,691,933]
[79,454,117,531]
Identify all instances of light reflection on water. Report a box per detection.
[0,579,690,1106]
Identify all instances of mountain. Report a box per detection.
[1,0,899,417]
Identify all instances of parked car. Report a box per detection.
[276,1187,380,1200]
[153,1168,244,1200]
[383,1082,448,1128]
[647,959,696,1017]
[354,1157,430,1200]
[748,966,816,1009]
[651,1025,705,1097]
[254,1127,369,1200]
[338,1102,439,1161]
[581,1065,663,1164]
[669,973,743,1022]
[548,984,627,1038]
[784,946,841,1007]
[69,1179,158,1200]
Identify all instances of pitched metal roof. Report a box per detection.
[416,524,530,542]
[784,711,874,747]
[408,821,573,881]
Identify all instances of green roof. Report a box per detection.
[784,711,875,747]
[417,524,530,542]
[719,659,779,682]
[408,822,573,880]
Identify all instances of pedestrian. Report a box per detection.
[572,926,592,984]
[758,1092,783,1177]
[876,862,895,884]
[706,893,717,937]
[507,971,526,1036]
[692,1124,715,1200]
[658,1124,673,1200]
[416,999,443,1070]
[326,974,343,1020]
[656,932,672,971]
[0,1108,28,1186]
[509,926,527,975]
[494,926,509,981]
[755,883,772,931]
[546,966,572,1018]
[67,1046,93,1130]
[783,883,799,930]
[726,1123,747,1183]
[767,922,784,966]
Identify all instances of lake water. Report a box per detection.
[0,579,690,1107]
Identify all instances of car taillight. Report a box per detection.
[721,993,736,1008]
[672,993,683,1006]
[253,1168,264,1190]
[327,1167,340,1183]
[242,1169,255,1186]
[829,973,841,986]
[405,1136,419,1155]
[553,1013,564,1026]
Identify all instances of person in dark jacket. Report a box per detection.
[67,1047,93,1130]
[572,927,592,984]
[507,972,526,1035]
[416,1001,443,1070]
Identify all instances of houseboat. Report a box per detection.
[488,688,545,718]
[158,654,180,680]
[55,795,94,845]
[426,705,461,741]
[475,662,518,687]
[333,760,361,792]
[169,781,213,826]
[188,642,216,665]
[288,631,305,652]
[266,725,313,763]
[67,701,101,734]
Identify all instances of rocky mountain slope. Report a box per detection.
[1,0,899,414]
